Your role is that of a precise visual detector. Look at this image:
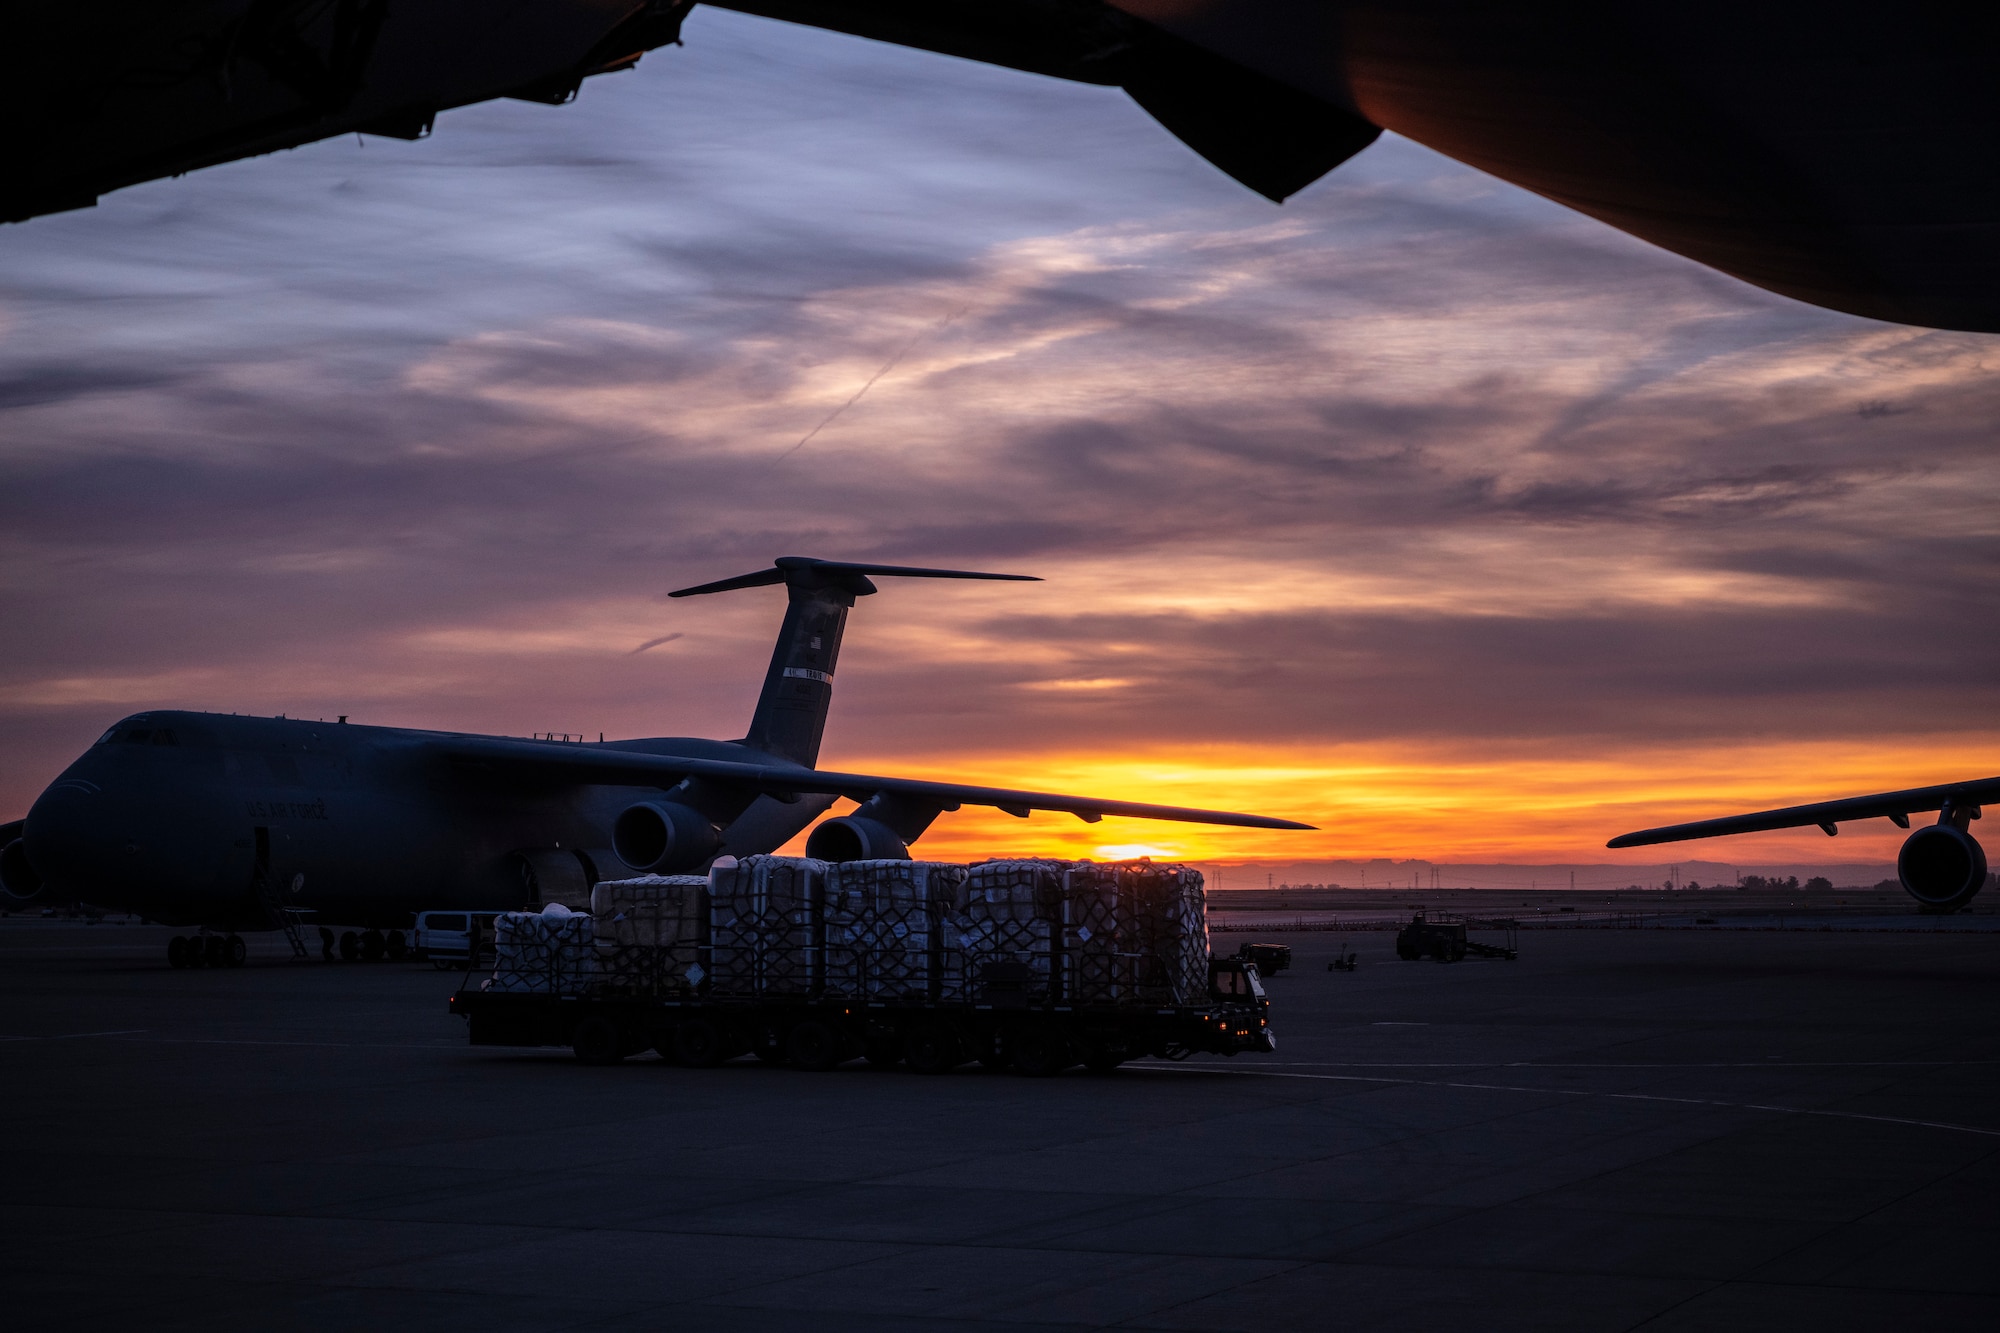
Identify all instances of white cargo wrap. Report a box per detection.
[708,854,826,997]
[486,909,596,993]
[480,857,1210,1006]
[823,860,969,1003]
[591,875,708,994]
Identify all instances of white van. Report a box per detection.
[413,911,501,969]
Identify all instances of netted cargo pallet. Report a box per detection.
[824,860,968,1002]
[591,875,709,996]
[486,909,596,993]
[708,855,825,997]
[953,859,1067,1005]
[1061,863,1209,1006]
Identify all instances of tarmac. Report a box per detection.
[4,913,1998,1330]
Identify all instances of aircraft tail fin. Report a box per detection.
[669,557,1039,767]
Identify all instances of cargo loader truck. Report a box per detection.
[448,855,1277,1075]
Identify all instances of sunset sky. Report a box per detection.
[4,11,1999,873]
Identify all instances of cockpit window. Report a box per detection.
[95,727,120,746]
[121,729,152,744]
[152,729,177,746]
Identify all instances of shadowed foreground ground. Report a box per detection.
[3,918,1996,1330]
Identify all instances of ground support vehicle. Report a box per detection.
[449,962,1275,1074]
[1233,942,1292,975]
[1395,911,1518,962]
[413,910,501,969]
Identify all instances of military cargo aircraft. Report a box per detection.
[0,557,1309,965]
[5,3,1997,333]
[1611,776,2000,914]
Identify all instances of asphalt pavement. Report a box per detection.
[3,917,1997,1330]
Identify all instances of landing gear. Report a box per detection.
[384,930,408,960]
[338,930,359,961]
[359,929,385,962]
[168,932,245,968]
[319,926,336,962]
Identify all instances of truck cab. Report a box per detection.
[1207,957,1276,1051]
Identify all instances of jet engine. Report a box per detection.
[611,800,722,874]
[804,815,911,863]
[1898,822,1987,914]
[804,792,949,863]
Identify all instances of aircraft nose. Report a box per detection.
[14,778,107,905]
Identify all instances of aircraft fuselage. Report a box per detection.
[10,710,827,930]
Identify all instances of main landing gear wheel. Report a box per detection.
[384,930,408,960]
[203,934,226,967]
[223,934,247,968]
[359,929,386,962]
[338,931,360,962]
[167,936,191,968]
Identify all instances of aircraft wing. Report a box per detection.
[433,735,1313,830]
[1606,776,2000,849]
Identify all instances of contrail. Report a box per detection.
[630,632,683,655]
[781,304,970,458]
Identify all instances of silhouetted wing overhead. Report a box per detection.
[433,735,1312,830]
[1607,777,2000,849]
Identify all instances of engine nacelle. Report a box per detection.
[612,800,722,874]
[804,815,911,863]
[1898,824,1987,914]
[1,835,49,905]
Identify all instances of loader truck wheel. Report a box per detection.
[1084,1047,1125,1074]
[862,1035,901,1068]
[672,1018,729,1068]
[904,1022,963,1075]
[571,1015,626,1066]
[787,1019,845,1072]
[1011,1027,1076,1078]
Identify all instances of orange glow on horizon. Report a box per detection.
[776,734,2000,866]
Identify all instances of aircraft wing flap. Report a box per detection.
[1606,775,2000,848]
[431,736,1311,830]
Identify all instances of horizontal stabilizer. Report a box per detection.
[1608,775,2000,848]
[670,556,1038,599]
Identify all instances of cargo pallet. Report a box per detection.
[449,958,1276,1075]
